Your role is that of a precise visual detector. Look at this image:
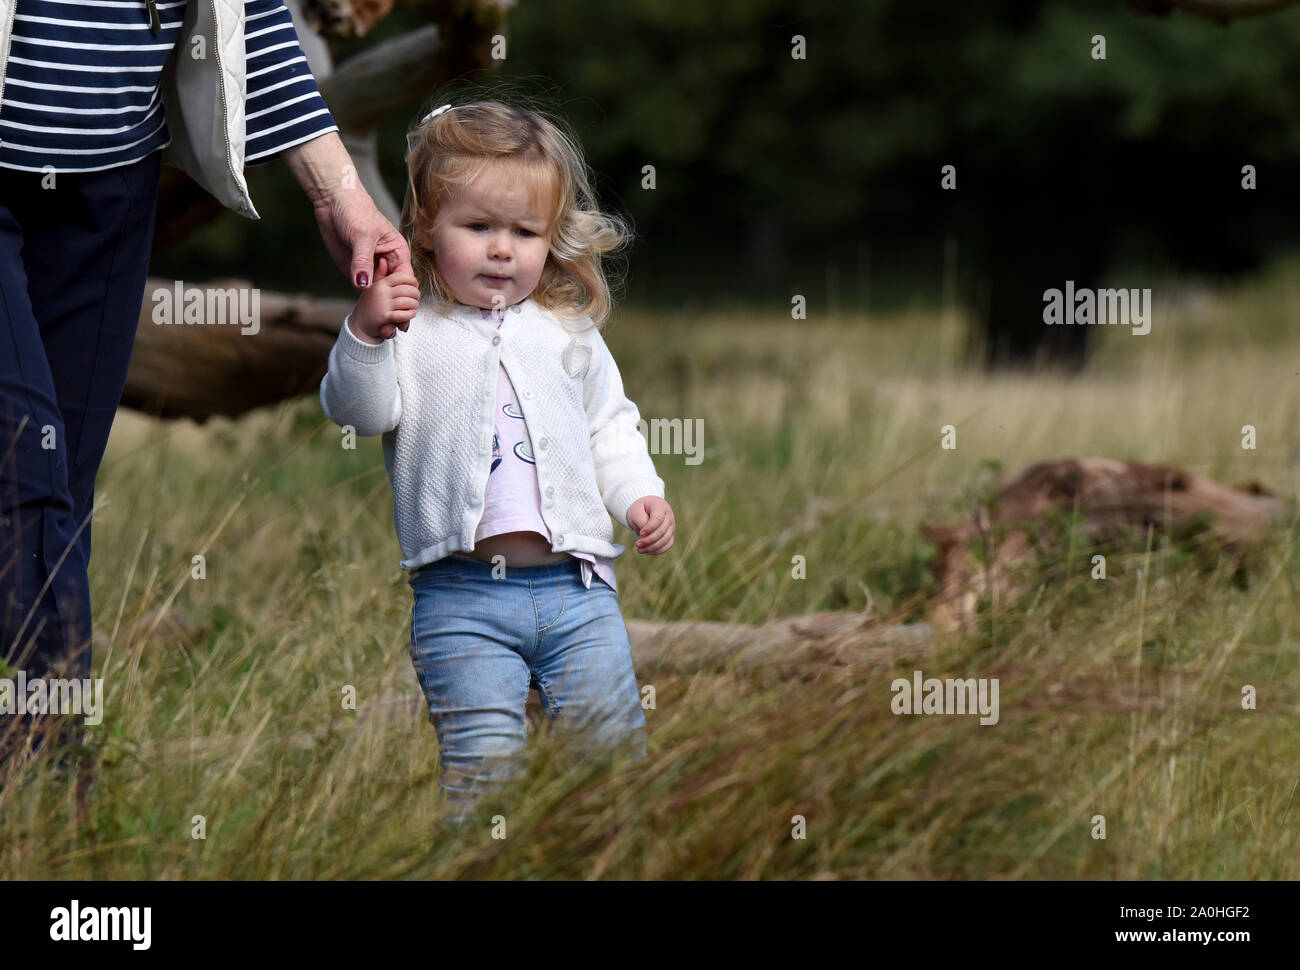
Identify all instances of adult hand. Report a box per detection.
[281,132,416,330]
[312,190,412,294]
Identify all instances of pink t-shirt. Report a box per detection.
[472,305,618,593]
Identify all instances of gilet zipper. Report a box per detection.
[0,1,18,119]
[205,0,250,215]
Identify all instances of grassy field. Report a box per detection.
[4,258,1300,878]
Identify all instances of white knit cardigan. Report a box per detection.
[319,296,666,572]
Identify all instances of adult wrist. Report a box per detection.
[282,131,364,207]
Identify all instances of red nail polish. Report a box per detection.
[357,272,369,287]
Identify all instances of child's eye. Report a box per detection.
[466,224,537,237]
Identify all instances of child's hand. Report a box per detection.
[349,260,419,344]
[627,497,675,555]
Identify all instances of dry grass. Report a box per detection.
[4,258,1300,878]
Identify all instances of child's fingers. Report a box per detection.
[376,255,412,282]
[637,508,666,535]
[636,517,671,551]
[639,507,672,537]
[637,523,667,547]
[377,297,419,319]
[639,532,673,554]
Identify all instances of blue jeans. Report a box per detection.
[408,553,647,825]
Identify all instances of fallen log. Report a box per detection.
[920,456,1292,633]
[624,615,935,673]
[124,608,937,758]
[122,278,350,421]
[126,603,937,678]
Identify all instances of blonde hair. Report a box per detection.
[399,99,631,330]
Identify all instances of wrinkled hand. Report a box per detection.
[313,190,415,335]
[626,497,675,555]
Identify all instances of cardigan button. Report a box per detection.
[537,436,548,450]
[523,389,533,399]
[491,335,501,345]
[556,534,565,546]
[545,486,554,498]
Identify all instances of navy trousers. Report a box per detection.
[0,150,161,704]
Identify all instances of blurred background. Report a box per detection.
[154,0,1300,370]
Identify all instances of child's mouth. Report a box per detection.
[481,275,510,284]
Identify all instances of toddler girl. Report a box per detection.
[319,100,675,827]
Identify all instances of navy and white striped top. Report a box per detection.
[0,0,338,173]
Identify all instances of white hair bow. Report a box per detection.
[421,104,453,124]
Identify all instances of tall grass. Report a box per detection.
[4,259,1300,877]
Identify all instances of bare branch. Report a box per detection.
[317,25,445,133]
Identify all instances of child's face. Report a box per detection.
[427,167,554,311]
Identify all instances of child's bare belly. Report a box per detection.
[462,530,569,566]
